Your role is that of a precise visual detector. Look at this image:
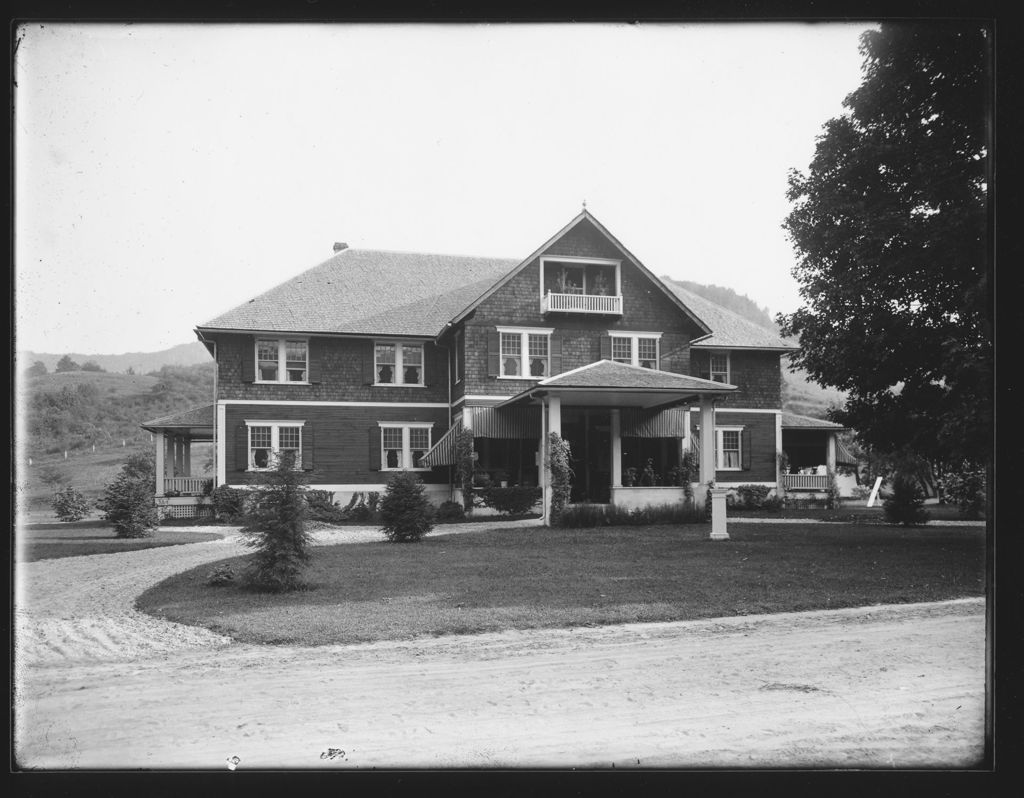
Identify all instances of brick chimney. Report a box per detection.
[333,242,348,252]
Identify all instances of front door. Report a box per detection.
[562,408,612,503]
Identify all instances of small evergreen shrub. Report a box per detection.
[435,500,466,522]
[211,485,249,523]
[734,484,772,509]
[96,454,158,538]
[944,467,986,519]
[480,486,542,516]
[883,473,930,526]
[239,454,313,592]
[305,490,347,523]
[51,485,90,521]
[379,471,434,542]
[206,563,236,586]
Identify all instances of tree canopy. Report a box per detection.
[779,23,990,467]
[55,355,80,373]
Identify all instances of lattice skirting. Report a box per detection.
[158,504,215,519]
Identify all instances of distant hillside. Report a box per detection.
[665,279,777,331]
[18,341,211,375]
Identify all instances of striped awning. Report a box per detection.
[470,406,542,438]
[836,438,859,467]
[419,420,463,467]
[621,407,687,437]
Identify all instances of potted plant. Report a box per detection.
[623,466,638,487]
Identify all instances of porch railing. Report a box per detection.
[542,292,623,315]
[163,477,214,496]
[782,473,830,491]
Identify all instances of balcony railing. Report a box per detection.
[542,291,623,315]
[782,474,830,492]
[163,477,214,496]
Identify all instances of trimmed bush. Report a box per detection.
[51,485,90,522]
[883,473,930,526]
[435,500,466,523]
[211,485,249,523]
[734,484,772,509]
[944,467,986,519]
[206,563,236,586]
[548,433,573,521]
[557,502,705,529]
[96,453,158,538]
[379,471,434,542]
[306,490,347,524]
[480,486,542,516]
[239,454,313,592]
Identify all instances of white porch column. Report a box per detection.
[462,406,474,432]
[698,396,716,485]
[183,435,192,477]
[775,411,783,490]
[155,431,165,497]
[540,399,550,526]
[547,395,562,437]
[610,408,622,488]
[827,433,837,473]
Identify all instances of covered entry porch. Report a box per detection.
[495,360,737,524]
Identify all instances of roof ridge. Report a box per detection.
[341,246,521,261]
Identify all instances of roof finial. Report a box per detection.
[582,199,587,211]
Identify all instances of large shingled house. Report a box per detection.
[141,209,850,520]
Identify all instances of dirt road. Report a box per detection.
[13,525,986,770]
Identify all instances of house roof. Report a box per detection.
[197,249,520,338]
[662,282,797,351]
[781,411,847,430]
[140,404,215,432]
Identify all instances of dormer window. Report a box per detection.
[540,256,623,315]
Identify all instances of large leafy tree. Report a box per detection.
[779,23,990,467]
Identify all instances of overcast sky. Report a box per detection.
[14,22,874,356]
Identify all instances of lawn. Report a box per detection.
[136,523,986,646]
[732,503,984,523]
[17,521,223,562]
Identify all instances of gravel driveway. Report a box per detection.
[13,521,986,769]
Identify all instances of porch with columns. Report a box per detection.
[140,405,216,514]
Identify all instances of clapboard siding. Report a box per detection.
[224,404,451,486]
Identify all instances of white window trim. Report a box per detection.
[608,331,662,369]
[496,326,554,380]
[709,351,731,384]
[715,425,744,471]
[378,421,434,471]
[539,256,622,302]
[373,340,426,387]
[254,338,310,385]
[244,420,305,471]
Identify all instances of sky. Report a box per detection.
[14,22,875,356]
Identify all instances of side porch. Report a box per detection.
[140,405,216,518]
[780,412,857,496]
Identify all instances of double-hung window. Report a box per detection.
[709,352,730,383]
[379,423,432,470]
[498,327,552,379]
[247,421,304,470]
[256,339,308,382]
[375,342,425,386]
[715,427,742,470]
[609,332,661,369]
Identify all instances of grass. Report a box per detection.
[732,502,984,523]
[136,523,985,647]
[17,521,222,562]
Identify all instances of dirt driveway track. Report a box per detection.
[13,523,986,770]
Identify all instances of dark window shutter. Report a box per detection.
[235,424,248,471]
[302,425,314,470]
[369,426,381,471]
[241,338,256,383]
[308,338,322,383]
[742,428,751,470]
[362,341,375,385]
[549,336,562,376]
[487,331,501,377]
[599,335,612,360]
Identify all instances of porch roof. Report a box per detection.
[498,360,737,410]
[781,412,848,430]
[140,404,215,438]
